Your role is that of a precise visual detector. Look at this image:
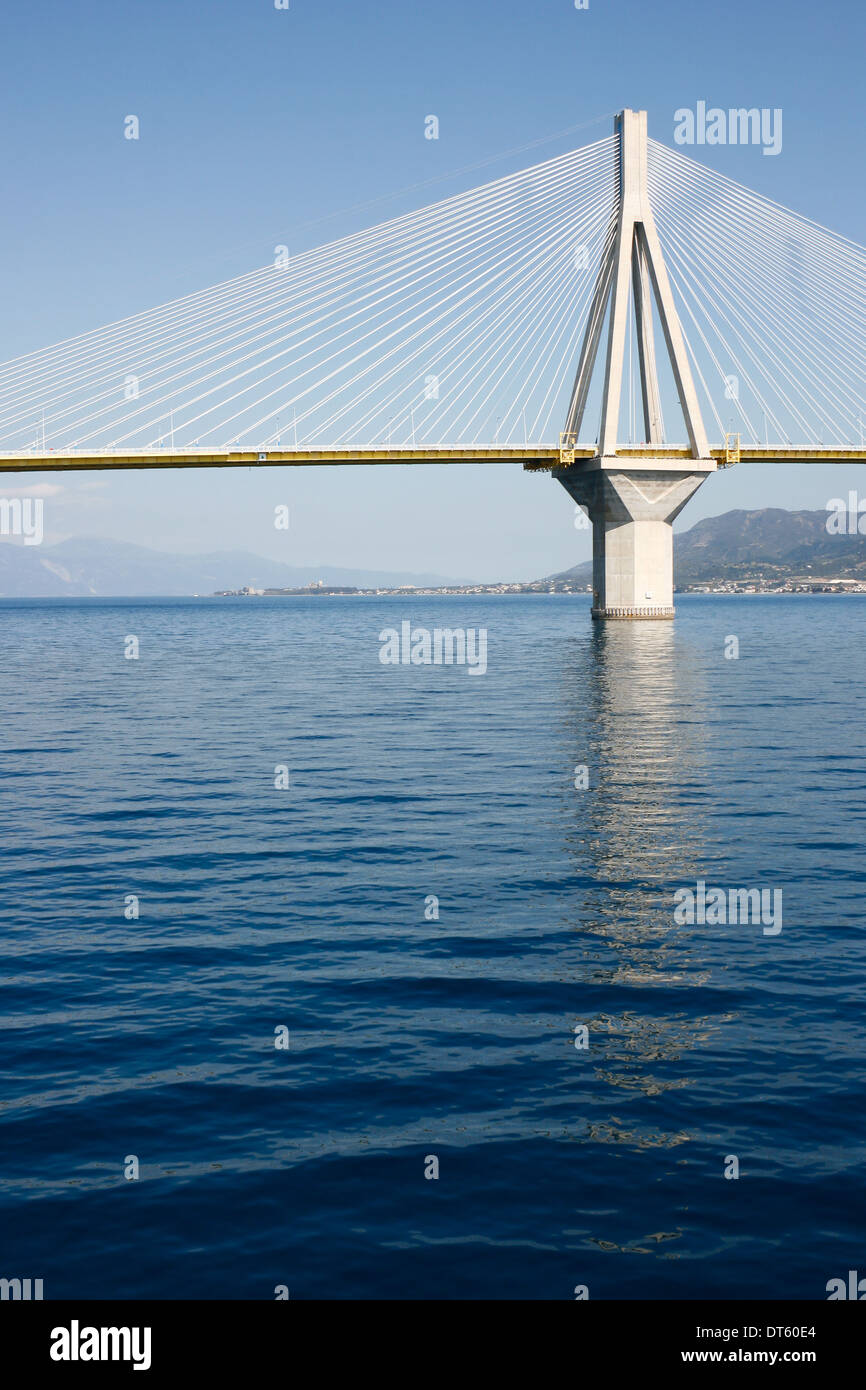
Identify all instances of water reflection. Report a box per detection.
[559,621,730,1151]
[569,620,710,892]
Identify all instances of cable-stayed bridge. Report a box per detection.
[1,110,864,617]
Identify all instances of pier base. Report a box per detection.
[558,456,715,619]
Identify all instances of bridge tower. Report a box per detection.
[558,109,715,619]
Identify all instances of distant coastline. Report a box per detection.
[214,578,866,598]
[0,505,862,599]
[216,505,866,599]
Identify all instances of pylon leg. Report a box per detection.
[555,111,716,620]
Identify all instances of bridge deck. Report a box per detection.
[0,445,864,473]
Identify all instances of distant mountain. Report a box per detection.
[673,507,866,583]
[547,507,866,587]
[0,538,461,597]
[2,508,861,597]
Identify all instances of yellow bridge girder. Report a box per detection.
[0,445,561,473]
[0,444,865,473]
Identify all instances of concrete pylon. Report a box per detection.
[558,459,712,617]
[560,110,716,619]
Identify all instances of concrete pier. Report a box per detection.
[558,455,715,618]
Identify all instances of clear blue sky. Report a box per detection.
[1,0,864,579]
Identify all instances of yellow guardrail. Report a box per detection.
[559,432,577,466]
[724,432,741,465]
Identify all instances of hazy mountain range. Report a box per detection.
[0,539,461,597]
[550,507,865,587]
[0,508,860,596]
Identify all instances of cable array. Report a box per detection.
[2,132,863,453]
[0,139,617,451]
[647,140,866,448]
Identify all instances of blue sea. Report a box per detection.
[1,593,864,1300]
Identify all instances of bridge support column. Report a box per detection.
[557,457,714,619]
